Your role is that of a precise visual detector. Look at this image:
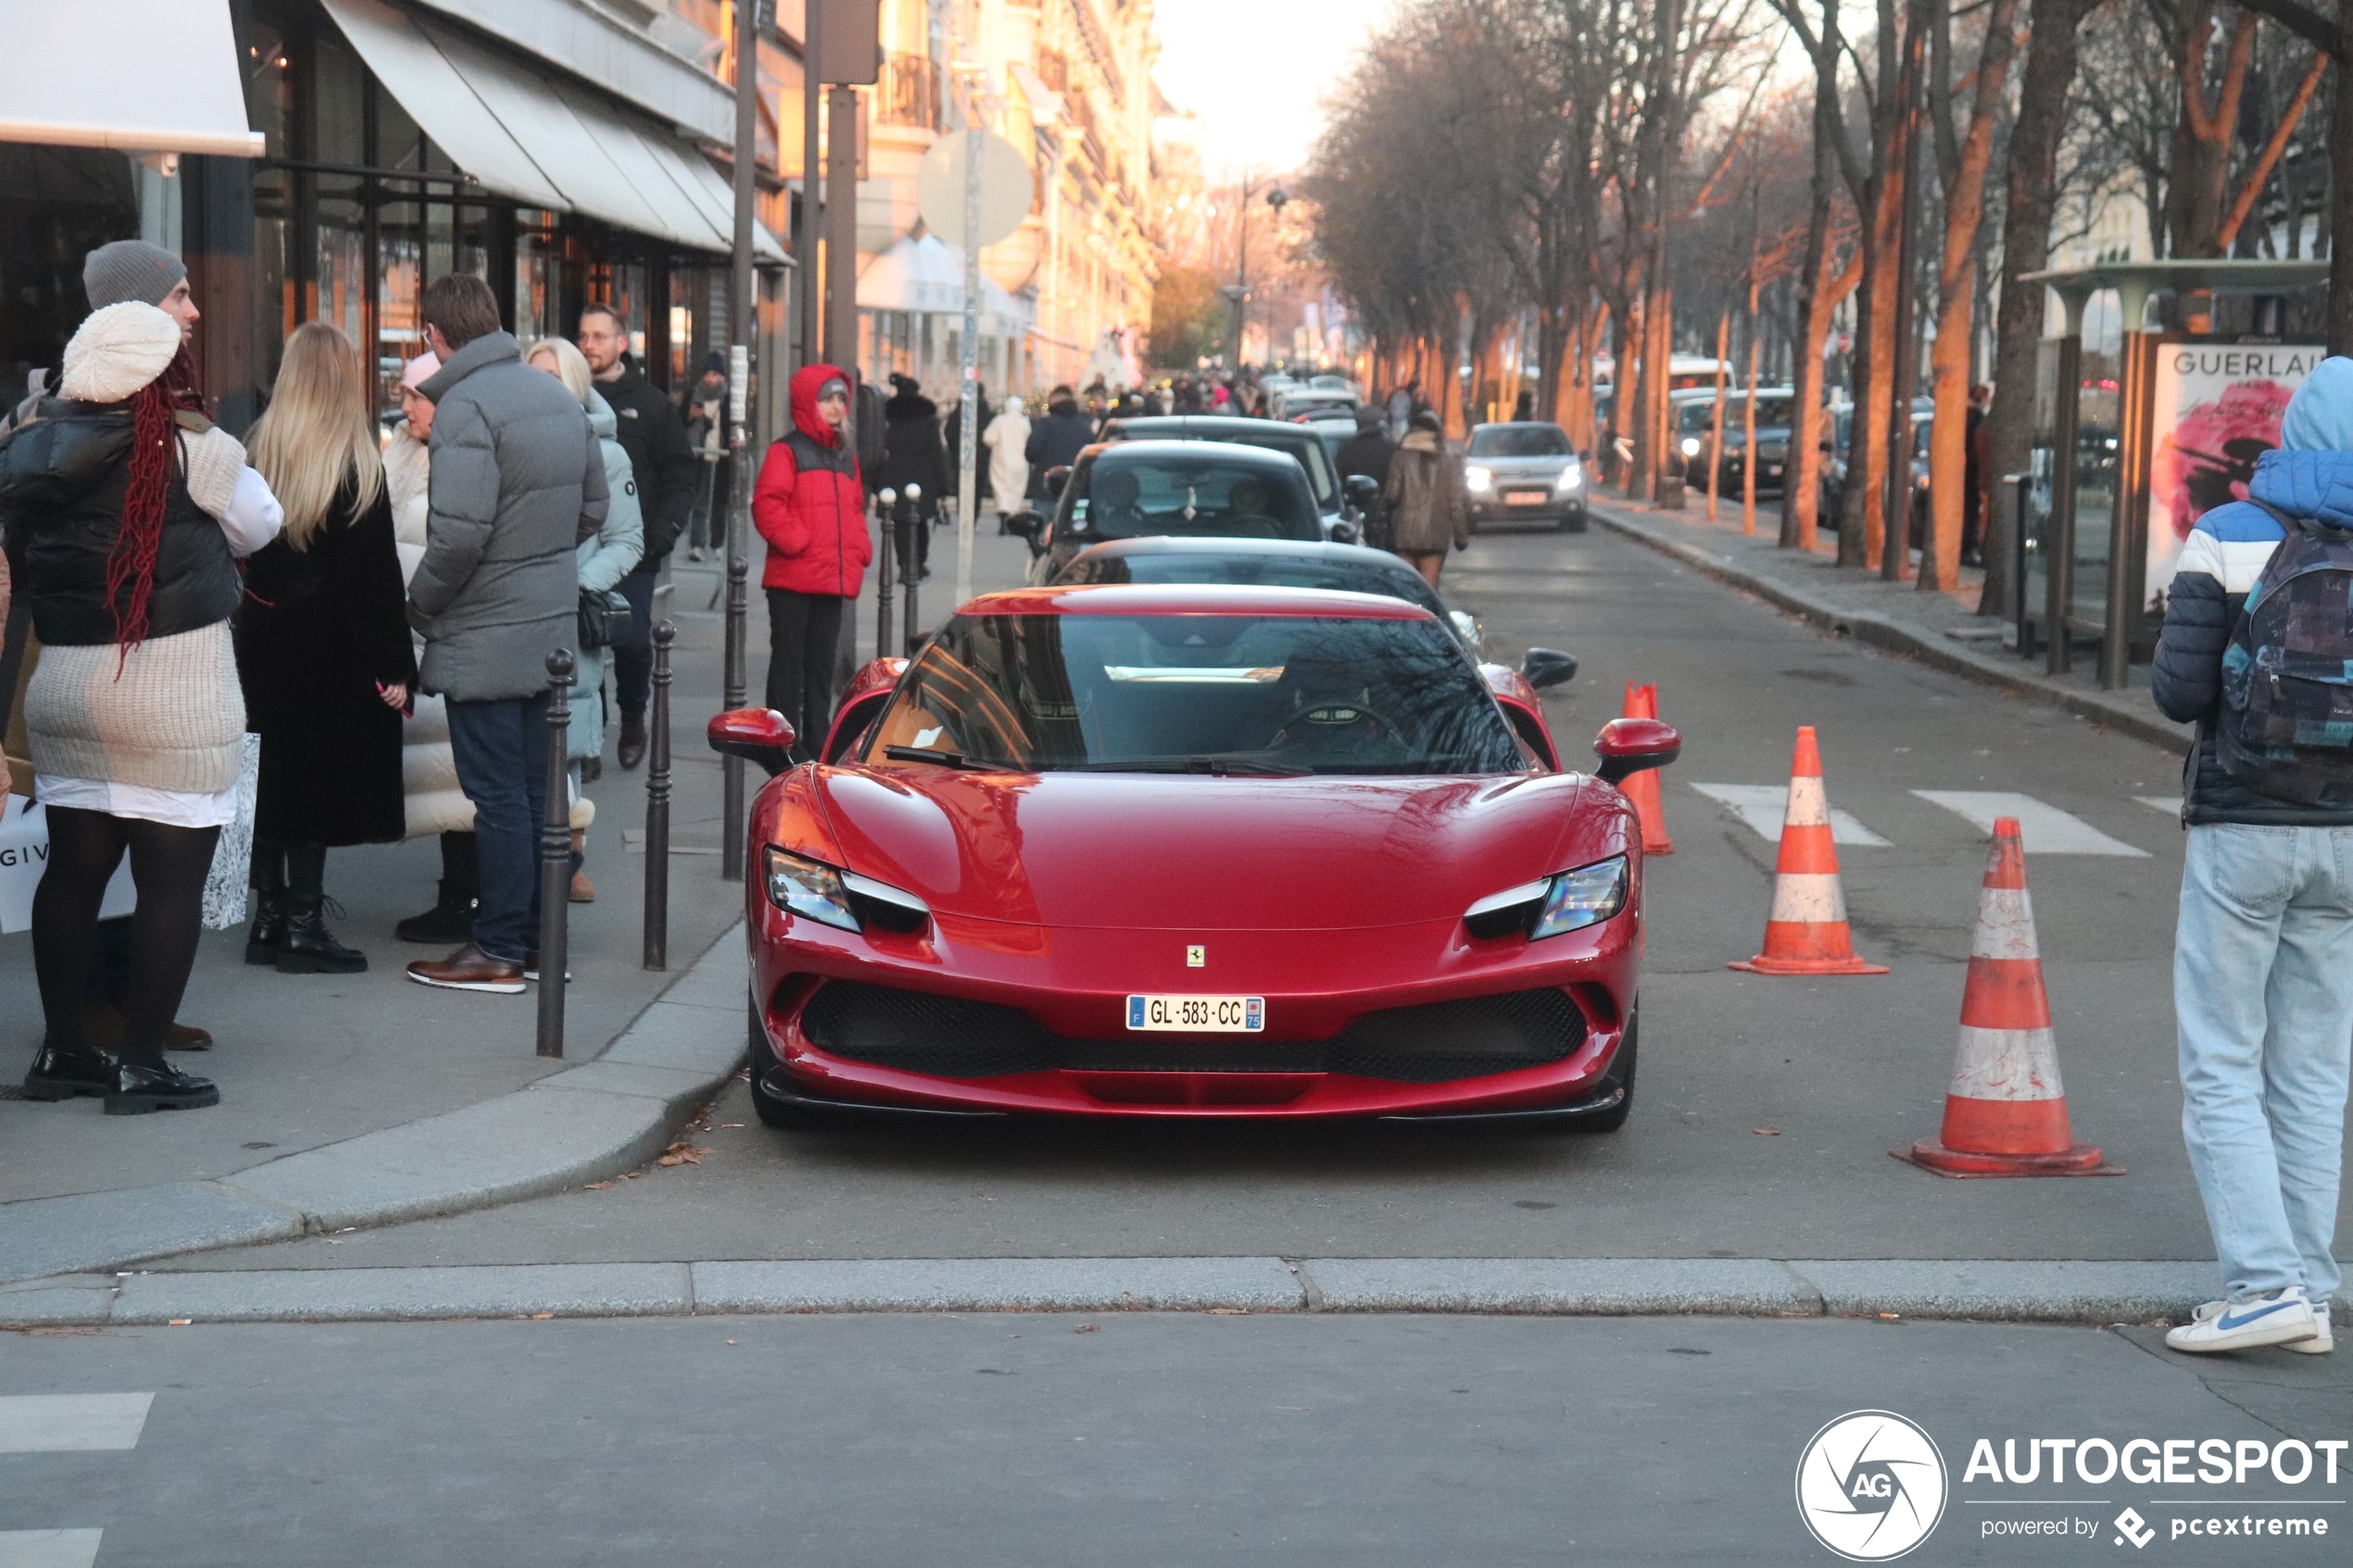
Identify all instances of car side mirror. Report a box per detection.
[1343,473,1380,508]
[1519,647,1579,690]
[707,707,798,776]
[1592,717,1680,784]
[1042,467,1071,501]
[1329,519,1361,545]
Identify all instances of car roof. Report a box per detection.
[961,583,1437,620]
[1080,439,1306,472]
[1468,421,1570,435]
[1104,416,1317,442]
[1067,535,1423,571]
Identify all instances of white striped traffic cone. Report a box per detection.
[1729,726,1886,975]
[1896,816,2119,1176]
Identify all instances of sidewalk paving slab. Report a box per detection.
[110,1262,693,1323]
[1584,498,2195,756]
[0,928,747,1284]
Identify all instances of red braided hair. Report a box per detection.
[107,341,205,657]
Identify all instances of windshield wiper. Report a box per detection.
[1075,754,1311,777]
[883,745,1010,771]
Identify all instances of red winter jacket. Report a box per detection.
[754,362,873,597]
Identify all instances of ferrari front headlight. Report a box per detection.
[1531,855,1629,939]
[764,847,859,931]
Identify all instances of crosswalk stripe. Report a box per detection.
[0,1530,105,1568]
[1689,783,1891,846]
[0,1394,153,1454]
[2135,795,2181,815]
[1911,791,2151,857]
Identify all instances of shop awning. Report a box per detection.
[859,235,1029,336]
[0,0,263,158]
[321,0,781,258]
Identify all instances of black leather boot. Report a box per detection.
[246,841,287,965]
[396,832,478,943]
[23,1040,117,1101]
[278,845,367,974]
[104,1060,220,1115]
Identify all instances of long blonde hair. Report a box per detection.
[248,321,384,549]
[524,337,594,408]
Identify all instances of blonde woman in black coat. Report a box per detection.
[234,323,416,972]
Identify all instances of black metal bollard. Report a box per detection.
[875,486,897,660]
[642,621,675,969]
[900,483,922,655]
[536,649,574,1060]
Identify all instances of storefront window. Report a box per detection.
[515,209,563,341]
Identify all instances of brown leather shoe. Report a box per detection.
[617,709,648,771]
[569,868,596,903]
[406,942,527,995]
[81,1001,211,1052]
[165,1022,214,1052]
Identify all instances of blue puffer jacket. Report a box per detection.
[2151,356,2353,825]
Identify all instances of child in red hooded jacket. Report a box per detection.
[752,364,872,758]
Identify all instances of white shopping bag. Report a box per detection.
[0,795,138,934]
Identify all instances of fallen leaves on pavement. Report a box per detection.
[656,1141,711,1167]
[1752,1128,1780,1136]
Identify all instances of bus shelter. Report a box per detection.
[2013,259,2330,688]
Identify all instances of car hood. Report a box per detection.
[810,768,1604,930]
[1469,454,1575,476]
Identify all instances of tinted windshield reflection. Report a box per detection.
[1467,425,1573,458]
[867,612,1525,775]
[1068,456,1320,542]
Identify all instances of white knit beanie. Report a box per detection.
[61,302,182,404]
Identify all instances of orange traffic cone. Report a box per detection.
[1621,682,1673,854]
[1898,818,2119,1176]
[1729,726,1886,975]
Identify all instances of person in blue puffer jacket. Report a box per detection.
[2147,355,2353,1356]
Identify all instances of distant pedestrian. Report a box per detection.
[1386,383,1415,441]
[384,352,484,946]
[943,380,993,521]
[2149,355,2353,1355]
[1962,383,1991,567]
[875,374,946,583]
[578,304,693,771]
[683,352,730,560]
[1024,385,1093,496]
[3,301,283,1112]
[1382,409,1469,588]
[1335,405,1395,551]
[236,322,415,974]
[403,274,605,996]
[983,395,1031,530]
[526,336,645,905]
[753,364,870,759]
[1512,388,1536,422]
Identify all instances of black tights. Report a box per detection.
[31,807,219,1069]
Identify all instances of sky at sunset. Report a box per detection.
[1150,0,1394,178]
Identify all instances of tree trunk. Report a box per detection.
[1850,156,1905,568]
[2167,5,2259,263]
[1984,0,2093,619]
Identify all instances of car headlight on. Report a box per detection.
[1461,855,1629,940]
[763,847,930,934]
[1679,436,1703,458]
[1465,465,1492,494]
[1554,463,1582,493]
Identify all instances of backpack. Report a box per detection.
[2216,499,2353,806]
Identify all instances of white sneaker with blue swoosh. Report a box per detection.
[2164,1287,2322,1353]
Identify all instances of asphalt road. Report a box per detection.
[147,519,2305,1273]
[2,1313,2343,1567]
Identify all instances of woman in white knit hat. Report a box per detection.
[0,301,283,1113]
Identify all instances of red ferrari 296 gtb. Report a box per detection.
[708,583,1678,1128]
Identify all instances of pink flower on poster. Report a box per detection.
[2157,379,2294,543]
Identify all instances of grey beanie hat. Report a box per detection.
[83,240,187,310]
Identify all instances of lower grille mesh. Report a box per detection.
[797,982,1588,1084]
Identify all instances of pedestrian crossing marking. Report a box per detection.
[0,1394,152,1453]
[1690,784,1890,846]
[1911,792,2151,857]
[0,1530,104,1568]
[2135,796,2180,815]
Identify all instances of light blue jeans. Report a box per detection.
[2175,823,2353,1305]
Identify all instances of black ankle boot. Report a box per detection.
[23,1040,117,1101]
[395,880,477,944]
[247,842,287,964]
[278,846,367,974]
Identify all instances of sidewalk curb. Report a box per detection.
[1586,504,2194,758]
[10,1258,2338,1329]
[0,927,748,1285]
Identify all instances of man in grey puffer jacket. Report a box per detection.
[405,274,606,994]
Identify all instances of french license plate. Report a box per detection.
[1504,490,1549,507]
[1126,995,1265,1033]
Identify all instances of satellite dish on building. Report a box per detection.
[915,131,1033,250]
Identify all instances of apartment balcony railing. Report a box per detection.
[875,52,939,132]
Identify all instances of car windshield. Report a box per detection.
[1467,425,1574,458]
[1212,429,1338,508]
[1065,455,1320,543]
[1060,551,1446,619]
[865,611,1525,776]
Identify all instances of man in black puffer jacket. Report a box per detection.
[1023,386,1095,499]
[2145,356,2353,1357]
[873,374,947,582]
